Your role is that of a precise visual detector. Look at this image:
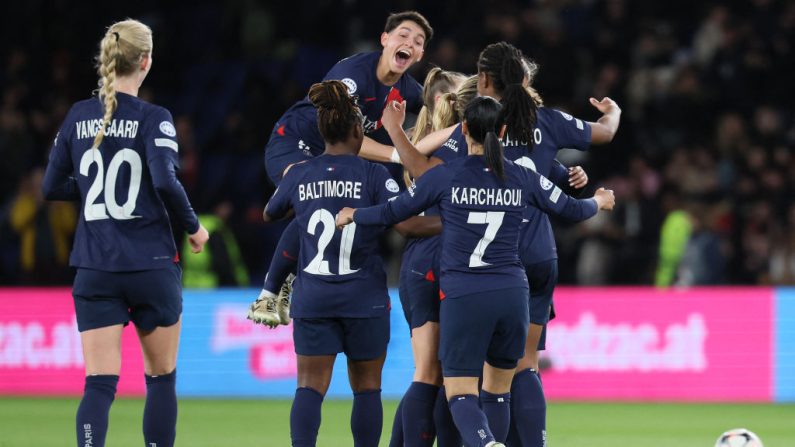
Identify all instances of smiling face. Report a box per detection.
[380,20,426,74]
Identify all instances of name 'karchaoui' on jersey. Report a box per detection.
[265,154,401,318]
[354,156,598,299]
[43,92,199,272]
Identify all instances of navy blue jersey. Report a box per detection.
[274,52,423,154]
[354,156,597,298]
[265,154,400,318]
[501,107,592,264]
[43,93,198,272]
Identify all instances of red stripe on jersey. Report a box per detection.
[277,124,285,136]
[425,269,435,282]
[282,250,297,261]
[439,289,445,301]
[173,252,180,263]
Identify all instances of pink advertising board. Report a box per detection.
[542,287,774,401]
[0,288,145,395]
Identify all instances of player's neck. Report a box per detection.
[114,75,143,97]
[324,143,358,156]
[376,58,401,86]
[468,142,484,156]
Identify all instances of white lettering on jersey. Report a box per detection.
[75,119,139,140]
[451,187,522,206]
[298,181,362,201]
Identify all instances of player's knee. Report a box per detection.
[516,356,540,373]
[146,364,176,377]
[413,361,443,386]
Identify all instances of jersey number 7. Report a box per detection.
[467,211,505,268]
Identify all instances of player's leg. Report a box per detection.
[440,293,501,447]
[249,220,298,326]
[344,313,390,447]
[72,268,128,447]
[483,287,529,444]
[509,260,557,447]
[130,264,184,447]
[292,318,343,446]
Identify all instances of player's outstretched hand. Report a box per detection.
[188,224,210,253]
[593,187,615,211]
[568,165,588,189]
[589,96,621,115]
[382,100,406,131]
[336,207,355,229]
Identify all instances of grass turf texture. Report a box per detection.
[1,398,793,446]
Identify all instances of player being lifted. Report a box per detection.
[249,11,433,327]
[336,96,615,447]
[42,19,209,447]
[262,80,437,447]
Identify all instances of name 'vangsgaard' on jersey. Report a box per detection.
[42,92,198,272]
[354,155,598,298]
[265,154,400,318]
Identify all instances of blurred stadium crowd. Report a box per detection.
[1,0,793,286]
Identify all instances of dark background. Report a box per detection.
[1,0,793,286]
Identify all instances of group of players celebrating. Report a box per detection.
[248,10,621,447]
[45,10,620,447]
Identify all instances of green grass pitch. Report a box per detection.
[1,398,793,446]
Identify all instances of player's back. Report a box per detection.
[272,154,397,318]
[435,156,529,298]
[49,93,182,271]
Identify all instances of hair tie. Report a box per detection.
[112,32,120,42]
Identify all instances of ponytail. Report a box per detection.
[499,83,537,147]
[94,34,121,149]
[483,131,505,181]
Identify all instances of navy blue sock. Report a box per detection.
[263,219,299,294]
[143,369,177,447]
[291,387,324,447]
[434,386,461,447]
[402,382,438,446]
[511,369,546,447]
[448,394,494,447]
[351,389,383,447]
[480,390,511,442]
[76,375,118,447]
[388,395,405,447]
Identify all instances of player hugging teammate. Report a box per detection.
[255,11,621,447]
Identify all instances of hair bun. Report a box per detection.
[308,80,349,110]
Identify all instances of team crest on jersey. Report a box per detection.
[341,78,358,95]
[558,111,574,121]
[540,175,553,190]
[159,121,177,137]
[385,178,399,193]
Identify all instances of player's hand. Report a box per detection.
[188,224,210,253]
[382,100,406,131]
[593,187,615,211]
[568,166,588,189]
[336,207,355,229]
[589,97,621,115]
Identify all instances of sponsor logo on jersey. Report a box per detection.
[443,138,458,152]
[341,78,357,94]
[159,121,177,137]
[385,178,399,193]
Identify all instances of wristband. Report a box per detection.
[390,148,402,164]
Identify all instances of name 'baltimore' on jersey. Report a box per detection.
[264,154,401,318]
[274,52,423,155]
[353,156,599,298]
[42,92,199,271]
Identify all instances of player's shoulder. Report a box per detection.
[538,106,579,124]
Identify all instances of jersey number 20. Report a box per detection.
[80,149,142,221]
[304,208,359,276]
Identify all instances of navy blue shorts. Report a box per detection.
[439,287,529,377]
[293,313,390,361]
[398,265,440,330]
[264,125,316,185]
[72,264,182,333]
[525,259,558,350]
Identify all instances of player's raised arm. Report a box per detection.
[587,96,622,144]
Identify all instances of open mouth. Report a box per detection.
[395,49,412,63]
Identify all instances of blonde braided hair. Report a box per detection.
[93,19,152,148]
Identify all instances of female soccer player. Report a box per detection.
[41,19,209,447]
[476,41,621,447]
[250,10,434,327]
[337,97,615,447]
[263,80,434,447]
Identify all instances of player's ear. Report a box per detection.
[380,32,389,48]
[140,53,152,72]
[499,124,507,139]
[478,71,489,90]
[461,121,469,137]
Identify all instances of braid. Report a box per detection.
[308,80,362,145]
[94,34,120,148]
[477,42,538,148]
